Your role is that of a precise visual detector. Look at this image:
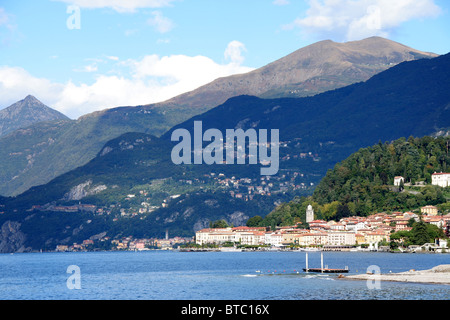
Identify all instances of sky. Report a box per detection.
[0,0,449,119]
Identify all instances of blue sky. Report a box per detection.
[0,0,449,118]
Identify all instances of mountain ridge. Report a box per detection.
[148,36,438,110]
[0,37,439,196]
[1,52,449,251]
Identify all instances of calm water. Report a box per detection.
[0,251,448,300]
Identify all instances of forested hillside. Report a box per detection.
[253,136,450,228]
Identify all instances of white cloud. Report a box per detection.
[147,10,175,33]
[52,0,175,13]
[224,40,247,65]
[74,63,98,73]
[0,41,254,119]
[0,66,65,109]
[285,0,442,41]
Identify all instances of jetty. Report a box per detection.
[302,251,349,273]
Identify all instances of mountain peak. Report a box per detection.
[23,95,41,103]
[151,37,438,112]
[0,96,69,137]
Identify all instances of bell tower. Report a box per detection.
[306,204,314,223]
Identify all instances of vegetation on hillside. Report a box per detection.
[250,136,450,228]
[390,220,445,249]
[313,136,449,215]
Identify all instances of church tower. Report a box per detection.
[306,204,314,223]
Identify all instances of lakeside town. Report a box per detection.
[55,203,450,253]
[193,205,450,253]
[50,172,450,253]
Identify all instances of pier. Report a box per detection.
[303,252,349,273]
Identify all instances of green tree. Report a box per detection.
[411,221,431,245]
[246,215,263,227]
[399,179,404,192]
[210,219,230,228]
[335,203,352,220]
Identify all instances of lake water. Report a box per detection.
[0,251,448,300]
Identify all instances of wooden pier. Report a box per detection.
[303,251,349,273]
[302,267,349,273]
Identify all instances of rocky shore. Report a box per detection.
[343,265,450,285]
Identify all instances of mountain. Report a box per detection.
[149,36,437,111]
[0,132,284,250]
[1,52,449,252]
[0,95,69,137]
[164,53,450,160]
[0,37,438,197]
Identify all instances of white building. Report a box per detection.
[345,221,367,232]
[394,176,404,186]
[240,232,265,246]
[264,232,283,247]
[195,228,234,245]
[432,172,450,188]
[327,231,356,246]
[297,232,327,246]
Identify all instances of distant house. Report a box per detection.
[421,205,438,216]
[393,176,404,186]
[431,172,450,188]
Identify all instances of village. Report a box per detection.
[54,204,450,253]
[194,204,450,253]
[26,161,317,218]
[45,172,450,253]
[56,232,194,252]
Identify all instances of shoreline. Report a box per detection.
[3,246,450,254]
[342,265,450,285]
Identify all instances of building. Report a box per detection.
[395,220,410,232]
[423,216,445,229]
[327,231,356,246]
[282,230,306,245]
[309,219,327,230]
[355,233,366,245]
[296,232,327,246]
[421,205,438,216]
[431,172,450,188]
[265,232,283,247]
[394,176,404,186]
[365,231,390,244]
[195,228,235,245]
[240,232,265,246]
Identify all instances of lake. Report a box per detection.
[0,250,448,300]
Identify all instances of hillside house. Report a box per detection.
[421,205,438,216]
[394,176,404,186]
[431,172,450,188]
